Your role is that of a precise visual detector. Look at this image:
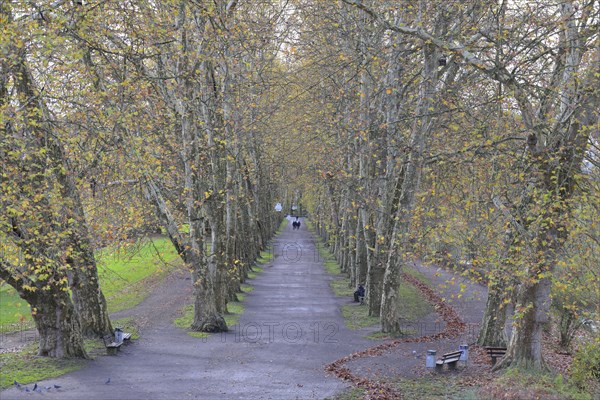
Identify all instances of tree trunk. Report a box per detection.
[380,37,438,333]
[478,228,518,347]
[67,245,113,338]
[192,223,227,332]
[31,290,89,358]
[380,257,404,332]
[477,284,508,347]
[495,276,551,370]
[64,183,113,338]
[366,265,385,317]
[192,279,227,332]
[0,267,88,358]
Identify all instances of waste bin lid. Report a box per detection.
[427,350,436,355]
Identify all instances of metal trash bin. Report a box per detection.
[115,327,123,343]
[459,344,468,361]
[426,350,436,368]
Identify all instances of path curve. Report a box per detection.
[327,262,490,399]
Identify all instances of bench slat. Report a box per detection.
[436,350,463,370]
[484,348,507,355]
[484,347,507,352]
[484,346,507,366]
[102,335,122,355]
[102,334,123,355]
[436,357,460,365]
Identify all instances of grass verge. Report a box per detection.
[224,302,245,327]
[0,344,86,389]
[0,236,181,333]
[389,377,477,400]
[481,368,597,400]
[173,230,276,338]
[327,387,365,400]
[0,315,143,389]
[308,222,432,335]
[248,266,264,279]
[341,305,381,330]
[307,227,380,332]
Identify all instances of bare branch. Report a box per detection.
[492,196,530,239]
[340,0,537,130]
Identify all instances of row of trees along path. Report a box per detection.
[2,1,281,361]
[1,0,598,391]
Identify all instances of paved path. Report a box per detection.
[1,220,374,400]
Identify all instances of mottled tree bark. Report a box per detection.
[380,34,438,332]
[477,284,508,347]
[0,264,88,358]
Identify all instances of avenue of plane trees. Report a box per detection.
[1,0,598,375]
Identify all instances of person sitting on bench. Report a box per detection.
[353,283,365,302]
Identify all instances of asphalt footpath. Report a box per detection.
[1,219,373,400]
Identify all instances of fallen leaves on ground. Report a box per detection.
[325,272,468,399]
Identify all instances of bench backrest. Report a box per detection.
[102,334,115,345]
[442,351,463,360]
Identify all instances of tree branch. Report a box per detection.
[492,196,530,239]
[340,0,537,130]
[0,260,32,302]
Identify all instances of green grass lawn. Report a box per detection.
[0,286,32,330]
[97,236,181,313]
[0,344,86,389]
[0,236,181,332]
[331,378,476,400]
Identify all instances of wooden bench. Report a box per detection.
[122,332,132,342]
[102,334,122,355]
[484,346,507,366]
[435,350,463,370]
